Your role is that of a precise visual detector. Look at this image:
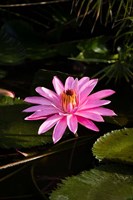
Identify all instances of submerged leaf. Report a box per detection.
[50,164,133,200]
[0,22,25,65]
[92,128,133,164]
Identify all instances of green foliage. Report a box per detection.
[71,36,133,83]
[92,128,133,164]
[71,36,115,63]
[50,164,133,200]
[0,2,132,83]
[72,0,133,30]
[0,96,52,148]
[93,45,133,83]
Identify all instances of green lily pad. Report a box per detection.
[50,164,133,200]
[92,128,133,164]
[0,96,52,149]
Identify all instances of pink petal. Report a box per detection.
[24,96,51,105]
[78,77,90,89]
[88,89,115,100]
[79,99,111,110]
[36,87,60,106]
[71,78,78,92]
[65,77,75,90]
[77,116,99,132]
[23,105,58,114]
[88,107,117,116]
[67,114,78,133]
[52,76,64,95]
[25,113,46,120]
[53,117,67,143]
[23,105,49,112]
[38,114,62,134]
[26,107,59,119]
[75,111,104,122]
[66,102,74,113]
[79,79,98,103]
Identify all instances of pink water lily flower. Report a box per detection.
[23,76,116,143]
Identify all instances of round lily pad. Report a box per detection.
[50,164,133,200]
[92,128,133,164]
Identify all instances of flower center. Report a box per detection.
[61,89,77,112]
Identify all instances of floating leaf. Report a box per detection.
[92,128,133,164]
[50,164,133,200]
[0,96,52,149]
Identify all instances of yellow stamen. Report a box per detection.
[61,89,77,112]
